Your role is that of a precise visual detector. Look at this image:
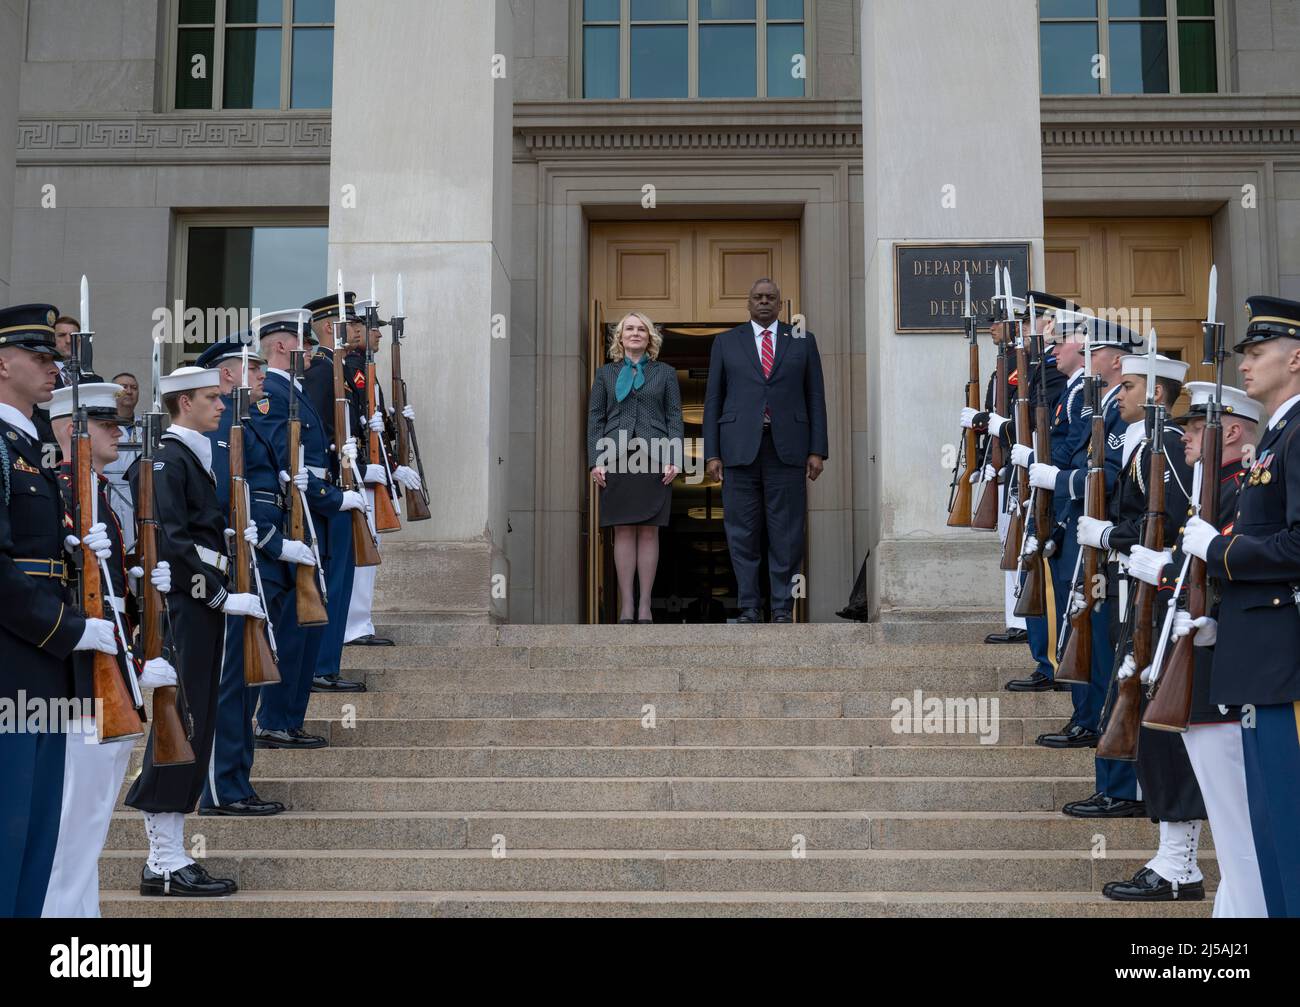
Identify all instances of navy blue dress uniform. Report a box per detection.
[255,309,354,743]
[193,339,288,815]
[301,293,366,689]
[1197,295,1300,917]
[0,304,87,917]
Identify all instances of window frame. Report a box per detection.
[1039,0,1224,96]
[166,0,335,113]
[571,0,815,100]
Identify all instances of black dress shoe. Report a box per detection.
[984,628,1028,644]
[771,610,793,624]
[1005,671,1070,692]
[1103,867,1204,902]
[1061,792,1147,818]
[199,796,286,816]
[736,608,762,624]
[140,862,237,897]
[345,634,395,646]
[1036,723,1101,748]
[255,727,327,750]
[311,675,366,693]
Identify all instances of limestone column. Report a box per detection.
[860,0,1045,615]
[330,0,513,621]
[0,0,23,305]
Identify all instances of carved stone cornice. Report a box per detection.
[16,113,332,165]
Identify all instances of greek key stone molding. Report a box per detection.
[16,114,332,165]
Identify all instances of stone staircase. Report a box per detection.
[100,620,1214,917]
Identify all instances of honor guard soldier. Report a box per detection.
[302,292,366,692]
[41,381,174,916]
[123,366,261,897]
[195,338,293,815]
[1181,294,1300,918]
[1128,381,1268,916]
[0,305,119,916]
[255,310,368,748]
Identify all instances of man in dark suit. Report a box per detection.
[703,278,828,623]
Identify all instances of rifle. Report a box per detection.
[1009,304,1044,617]
[974,328,1009,531]
[288,348,329,627]
[1012,309,1053,618]
[947,270,978,528]
[1146,275,1226,732]
[390,280,430,522]
[230,354,280,687]
[137,339,195,765]
[363,302,402,533]
[334,313,383,567]
[1098,336,1165,761]
[69,313,144,744]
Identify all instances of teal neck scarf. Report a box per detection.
[615,356,646,402]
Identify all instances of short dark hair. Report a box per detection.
[162,391,187,418]
[111,371,137,384]
[54,316,80,330]
[1155,377,1182,407]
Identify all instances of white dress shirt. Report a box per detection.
[165,422,213,474]
[1266,392,1300,431]
[0,402,39,441]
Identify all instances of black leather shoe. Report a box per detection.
[1061,792,1147,818]
[199,796,285,816]
[345,634,395,646]
[736,608,762,624]
[984,628,1028,644]
[1036,723,1101,748]
[771,610,793,624]
[1005,671,1070,692]
[1103,867,1204,902]
[311,675,366,693]
[255,727,327,750]
[139,863,237,897]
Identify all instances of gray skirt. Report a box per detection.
[600,471,671,527]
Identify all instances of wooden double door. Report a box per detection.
[1044,217,1215,385]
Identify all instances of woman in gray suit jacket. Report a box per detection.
[587,311,683,623]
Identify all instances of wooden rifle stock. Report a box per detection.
[1056,379,1105,685]
[390,334,431,522]
[947,340,979,527]
[367,350,401,533]
[287,412,329,627]
[230,396,280,687]
[974,343,1007,531]
[335,330,383,566]
[1009,336,1044,616]
[138,434,194,766]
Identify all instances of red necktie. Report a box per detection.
[760,329,774,378]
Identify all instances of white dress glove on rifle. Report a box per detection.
[127,565,144,592]
[1068,589,1089,619]
[139,657,177,689]
[367,412,385,434]
[1117,653,1137,680]
[340,437,359,466]
[1011,443,1034,468]
[402,404,415,422]
[278,539,317,567]
[392,465,421,492]
[1128,545,1172,587]
[340,490,367,512]
[1028,462,1060,491]
[959,406,978,430]
[280,469,309,493]
[222,593,266,619]
[151,560,171,595]
[1076,515,1114,550]
[986,413,1010,437]
[1181,515,1220,561]
[1022,535,1039,557]
[243,521,259,546]
[1172,608,1218,647]
[66,522,112,560]
[74,618,118,655]
[364,463,388,485]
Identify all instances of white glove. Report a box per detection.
[367,412,385,434]
[959,406,979,430]
[1011,443,1034,468]
[340,490,367,512]
[393,465,421,491]
[139,657,177,689]
[278,539,317,567]
[364,463,388,485]
[68,523,112,560]
[1028,462,1060,491]
[1117,653,1137,681]
[1181,515,1220,561]
[1076,515,1114,550]
[278,469,290,490]
[73,618,118,655]
[341,437,358,466]
[1022,534,1039,557]
[1068,589,1088,619]
[987,413,1010,437]
[402,404,415,422]
[291,469,309,492]
[127,565,144,591]
[151,560,171,595]
[1172,609,1218,647]
[222,593,266,619]
[242,522,259,546]
[1128,545,1172,587]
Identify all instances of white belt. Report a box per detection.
[195,545,230,574]
[307,466,327,479]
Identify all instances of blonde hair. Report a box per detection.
[609,311,662,362]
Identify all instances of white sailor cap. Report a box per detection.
[1120,353,1190,383]
[252,309,312,341]
[1178,381,1263,424]
[159,365,220,396]
[48,382,124,420]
